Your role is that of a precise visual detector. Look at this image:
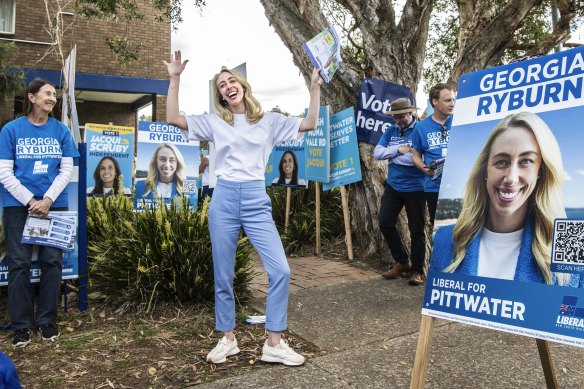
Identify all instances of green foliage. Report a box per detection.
[76,0,144,21]
[105,35,144,68]
[0,42,25,108]
[268,183,346,254]
[321,0,366,70]
[423,0,584,90]
[87,196,255,309]
[422,0,458,89]
[501,2,552,63]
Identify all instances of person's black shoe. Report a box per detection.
[38,324,60,341]
[12,328,32,348]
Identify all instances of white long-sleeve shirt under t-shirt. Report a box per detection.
[185,112,303,181]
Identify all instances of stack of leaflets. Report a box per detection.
[303,26,342,84]
[428,158,445,180]
[21,211,77,251]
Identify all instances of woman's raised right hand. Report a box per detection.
[163,50,189,78]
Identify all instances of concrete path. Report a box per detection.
[201,256,584,388]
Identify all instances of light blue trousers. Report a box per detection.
[208,179,290,332]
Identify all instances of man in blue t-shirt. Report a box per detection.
[411,83,455,227]
[374,98,426,286]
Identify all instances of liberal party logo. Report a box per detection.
[556,296,584,330]
[32,161,48,174]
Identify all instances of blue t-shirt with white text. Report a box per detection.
[411,115,453,192]
[0,116,79,207]
[377,123,424,192]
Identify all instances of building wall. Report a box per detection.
[2,0,169,125]
[78,102,136,129]
[9,0,168,77]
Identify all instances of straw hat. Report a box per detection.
[383,98,419,115]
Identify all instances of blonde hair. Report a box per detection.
[143,143,185,197]
[445,112,568,285]
[212,68,263,125]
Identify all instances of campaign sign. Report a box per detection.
[323,107,362,191]
[85,123,134,197]
[304,106,330,183]
[356,77,415,145]
[266,139,309,189]
[423,46,584,348]
[134,121,199,210]
[0,166,80,285]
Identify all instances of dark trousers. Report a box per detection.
[3,206,64,329]
[378,184,426,274]
[425,192,439,227]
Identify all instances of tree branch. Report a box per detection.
[450,0,544,85]
[524,0,577,57]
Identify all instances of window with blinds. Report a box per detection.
[0,0,15,34]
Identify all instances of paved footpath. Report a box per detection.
[250,255,378,298]
[200,256,584,388]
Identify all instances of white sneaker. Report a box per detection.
[206,336,240,363]
[261,339,305,366]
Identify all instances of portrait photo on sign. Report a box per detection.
[432,110,583,287]
[134,142,199,209]
[266,140,308,189]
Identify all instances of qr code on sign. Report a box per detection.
[183,179,198,193]
[551,220,584,265]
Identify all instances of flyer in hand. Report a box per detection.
[428,157,445,180]
[303,26,342,84]
[21,211,77,251]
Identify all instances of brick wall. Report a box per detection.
[155,95,167,123]
[9,0,168,77]
[1,0,169,125]
[78,102,137,129]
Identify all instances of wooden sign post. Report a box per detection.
[315,182,321,255]
[410,315,562,389]
[340,185,354,260]
[284,187,292,232]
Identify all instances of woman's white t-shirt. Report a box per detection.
[477,227,523,280]
[156,182,173,198]
[185,112,303,181]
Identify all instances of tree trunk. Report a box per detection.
[450,0,544,85]
[260,0,582,262]
[260,0,433,262]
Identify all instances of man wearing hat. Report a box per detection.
[374,98,426,286]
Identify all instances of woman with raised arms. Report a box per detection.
[164,51,322,366]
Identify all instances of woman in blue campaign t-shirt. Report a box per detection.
[0,78,79,348]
